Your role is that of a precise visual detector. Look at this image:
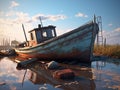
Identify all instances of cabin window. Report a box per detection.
[30,33,34,40]
[43,31,47,38]
[52,29,55,37]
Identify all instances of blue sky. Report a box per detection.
[0,0,120,44]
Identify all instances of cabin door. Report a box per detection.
[36,31,42,43]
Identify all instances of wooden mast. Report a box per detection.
[22,24,28,42]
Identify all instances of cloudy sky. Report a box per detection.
[0,0,120,44]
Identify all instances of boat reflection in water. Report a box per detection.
[1,57,120,90]
[19,60,96,90]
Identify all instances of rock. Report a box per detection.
[46,61,59,69]
[53,69,75,79]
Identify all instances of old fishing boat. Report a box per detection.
[15,16,99,62]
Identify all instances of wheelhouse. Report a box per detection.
[28,24,57,46]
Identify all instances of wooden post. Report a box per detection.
[104,38,106,47]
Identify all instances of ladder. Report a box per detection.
[96,16,103,46]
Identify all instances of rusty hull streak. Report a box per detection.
[17,49,91,62]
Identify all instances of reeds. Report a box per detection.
[94,45,120,59]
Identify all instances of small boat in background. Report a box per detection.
[15,16,99,62]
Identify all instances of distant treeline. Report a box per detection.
[94,45,120,59]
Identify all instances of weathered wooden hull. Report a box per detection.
[15,22,99,62]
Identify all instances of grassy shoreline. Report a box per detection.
[94,45,120,59]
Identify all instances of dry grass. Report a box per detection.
[94,45,120,59]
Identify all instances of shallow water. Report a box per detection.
[0,57,120,90]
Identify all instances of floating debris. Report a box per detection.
[16,58,38,68]
[53,69,75,79]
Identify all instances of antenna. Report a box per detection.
[39,16,43,27]
[93,14,96,23]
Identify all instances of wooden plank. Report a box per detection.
[16,58,38,68]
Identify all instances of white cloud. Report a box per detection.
[1,11,67,26]
[6,11,16,16]
[2,11,30,24]
[12,13,67,24]
[102,28,120,45]
[32,14,46,21]
[48,14,66,21]
[75,12,88,18]
[4,11,67,24]
[13,12,31,23]
[103,27,120,37]
[32,14,67,22]
[108,23,113,26]
[115,27,120,32]
[10,1,19,8]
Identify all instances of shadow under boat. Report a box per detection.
[16,60,96,90]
